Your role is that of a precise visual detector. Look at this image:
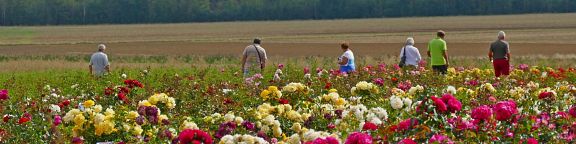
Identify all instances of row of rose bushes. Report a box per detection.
[0,63,575,143]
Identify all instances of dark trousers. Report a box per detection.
[432,65,448,75]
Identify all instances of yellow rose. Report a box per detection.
[148,95,160,105]
[132,125,143,136]
[334,98,346,106]
[260,90,271,100]
[166,97,176,109]
[159,115,169,123]
[83,100,95,108]
[329,89,338,93]
[268,86,279,92]
[138,100,152,107]
[126,111,139,120]
[73,114,86,126]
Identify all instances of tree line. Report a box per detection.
[0,0,575,26]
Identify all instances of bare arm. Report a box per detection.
[89,65,93,75]
[427,51,431,57]
[241,55,247,71]
[105,65,110,73]
[506,53,511,61]
[488,51,493,61]
[443,50,449,66]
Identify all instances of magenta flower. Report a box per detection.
[398,139,417,144]
[304,67,310,74]
[471,105,492,121]
[398,118,418,131]
[373,78,384,86]
[429,134,453,144]
[569,106,576,118]
[493,100,518,121]
[308,137,339,144]
[431,96,448,113]
[344,132,372,144]
[0,89,8,100]
[53,115,62,126]
[278,64,284,69]
[441,94,462,113]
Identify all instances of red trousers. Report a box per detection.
[493,59,510,77]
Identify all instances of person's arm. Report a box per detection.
[105,65,110,73]
[241,49,247,71]
[506,43,511,61]
[415,48,422,62]
[261,49,267,70]
[89,65,93,75]
[488,51,493,62]
[427,44,431,57]
[443,50,449,66]
[104,55,110,73]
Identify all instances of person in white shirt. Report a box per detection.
[241,38,268,77]
[399,37,422,68]
[338,42,356,73]
[89,44,110,76]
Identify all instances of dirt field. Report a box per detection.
[0,13,576,72]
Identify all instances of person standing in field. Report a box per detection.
[89,44,110,76]
[241,38,267,77]
[489,31,511,77]
[338,41,356,73]
[428,30,449,75]
[399,37,422,69]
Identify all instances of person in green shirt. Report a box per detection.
[427,30,449,75]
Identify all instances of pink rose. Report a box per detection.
[471,105,492,121]
[344,132,372,144]
[493,101,518,121]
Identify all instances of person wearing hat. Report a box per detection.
[489,31,511,77]
[89,44,110,76]
[241,38,268,77]
[399,37,422,69]
[427,30,449,75]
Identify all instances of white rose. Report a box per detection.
[390,96,404,109]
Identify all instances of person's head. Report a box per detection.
[437,30,446,39]
[253,38,262,44]
[98,44,106,52]
[340,41,350,52]
[406,37,415,46]
[498,31,506,40]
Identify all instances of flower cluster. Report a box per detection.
[351,81,379,95]
[261,86,283,100]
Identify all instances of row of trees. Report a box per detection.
[1,0,575,26]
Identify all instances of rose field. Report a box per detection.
[1,62,576,144]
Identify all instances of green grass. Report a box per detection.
[0,27,37,44]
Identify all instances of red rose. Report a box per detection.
[18,117,30,124]
[118,92,127,101]
[278,98,289,104]
[3,115,11,123]
[62,100,70,106]
[362,122,378,131]
[538,91,554,99]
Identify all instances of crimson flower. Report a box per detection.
[431,96,448,113]
[178,129,213,144]
[278,98,289,104]
[398,139,417,144]
[18,117,30,125]
[538,91,554,99]
[362,122,378,131]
